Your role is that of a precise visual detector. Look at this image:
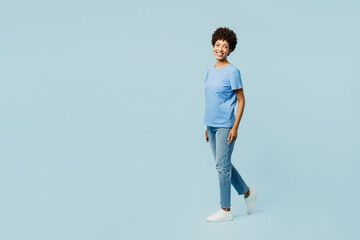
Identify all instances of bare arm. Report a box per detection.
[227,88,245,143]
[233,88,245,130]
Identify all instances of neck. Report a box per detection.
[214,59,230,68]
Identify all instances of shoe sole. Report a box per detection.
[206,217,234,222]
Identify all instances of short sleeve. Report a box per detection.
[204,69,209,83]
[230,69,243,90]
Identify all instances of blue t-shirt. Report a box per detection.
[204,63,243,128]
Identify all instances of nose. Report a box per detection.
[217,47,225,52]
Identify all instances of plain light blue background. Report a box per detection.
[1,0,359,239]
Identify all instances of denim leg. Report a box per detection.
[206,127,233,208]
[231,164,249,195]
[216,128,233,208]
[207,126,249,207]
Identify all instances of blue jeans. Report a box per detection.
[207,126,249,208]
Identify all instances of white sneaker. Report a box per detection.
[244,189,259,214]
[206,208,233,222]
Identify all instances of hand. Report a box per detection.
[205,129,209,143]
[227,128,238,144]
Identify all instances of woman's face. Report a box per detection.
[213,39,231,60]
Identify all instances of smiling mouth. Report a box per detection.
[216,52,224,57]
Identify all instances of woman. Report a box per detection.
[204,27,259,222]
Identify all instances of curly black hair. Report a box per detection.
[211,27,238,53]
